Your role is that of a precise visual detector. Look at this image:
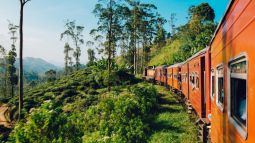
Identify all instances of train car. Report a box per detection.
[180,62,189,99]
[155,65,167,85]
[170,63,182,91]
[154,66,161,84]
[143,66,155,82]
[167,66,173,89]
[186,47,211,122]
[210,0,255,142]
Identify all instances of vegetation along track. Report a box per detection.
[148,85,198,143]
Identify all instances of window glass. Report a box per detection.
[217,67,224,106]
[230,60,247,129]
[218,77,224,104]
[196,76,199,88]
[211,69,215,98]
[212,76,215,96]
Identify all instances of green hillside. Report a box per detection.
[148,3,217,67]
[149,40,180,66]
[1,61,198,143]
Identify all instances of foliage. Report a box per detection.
[0,45,7,97]
[87,48,96,65]
[8,82,158,143]
[61,20,84,71]
[149,3,216,66]
[82,84,157,143]
[6,23,18,98]
[44,69,57,82]
[8,101,84,143]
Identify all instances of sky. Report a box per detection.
[0,0,229,67]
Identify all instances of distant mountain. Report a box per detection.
[15,57,60,74]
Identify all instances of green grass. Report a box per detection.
[148,85,198,143]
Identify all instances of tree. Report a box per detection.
[168,13,176,38]
[19,0,31,120]
[63,43,73,75]
[44,70,57,82]
[92,0,123,91]
[6,23,18,97]
[87,48,96,64]
[172,3,216,63]
[0,45,7,97]
[154,15,167,48]
[122,0,158,74]
[61,20,84,71]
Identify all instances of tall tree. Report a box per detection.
[0,45,7,97]
[92,0,123,91]
[168,13,176,38]
[61,20,84,71]
[63,43,73,75]
[87,48,96,64]
[154,15,167,48]
[19,0,31,120]
[6,23,18,97]
[122,0,158,74]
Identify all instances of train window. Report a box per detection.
[196,76,199,88]
[230,58,247,133]
[216,65,224,110]
[210,69,215,99]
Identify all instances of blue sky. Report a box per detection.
[0,0,229,66]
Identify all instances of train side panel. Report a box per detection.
[167,67,173,88]
[172,66,180,90]
[161,67,167,86]
[181,63,189,99]
[188,56,203,118]
[155,67,161,84]
[210,0,255,142]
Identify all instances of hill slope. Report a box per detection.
[149,40,180,66]
[15,57,60,74]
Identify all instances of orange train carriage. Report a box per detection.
[210,0,255,142]
[166,66,173,88]
[171,63,182,92]
[143,66,155,82]
[180,62,189,99]
[165,63,182,92]
[154,65,167,86]
[185,47,211,122]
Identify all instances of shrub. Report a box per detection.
[8,102,84,143]
[82,84,158,143]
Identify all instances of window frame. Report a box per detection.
[227,54,248,140]
[216,64,224,112]
[210,68,215,100]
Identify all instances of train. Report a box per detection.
[143,0,255,142]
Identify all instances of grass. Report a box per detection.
[148,85,198,143]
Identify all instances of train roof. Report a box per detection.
[168,62,183,68]
[185,47,209,62]
[209,0,234,46]
[155,65,168,69]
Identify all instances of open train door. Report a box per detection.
[201,56,206,118]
